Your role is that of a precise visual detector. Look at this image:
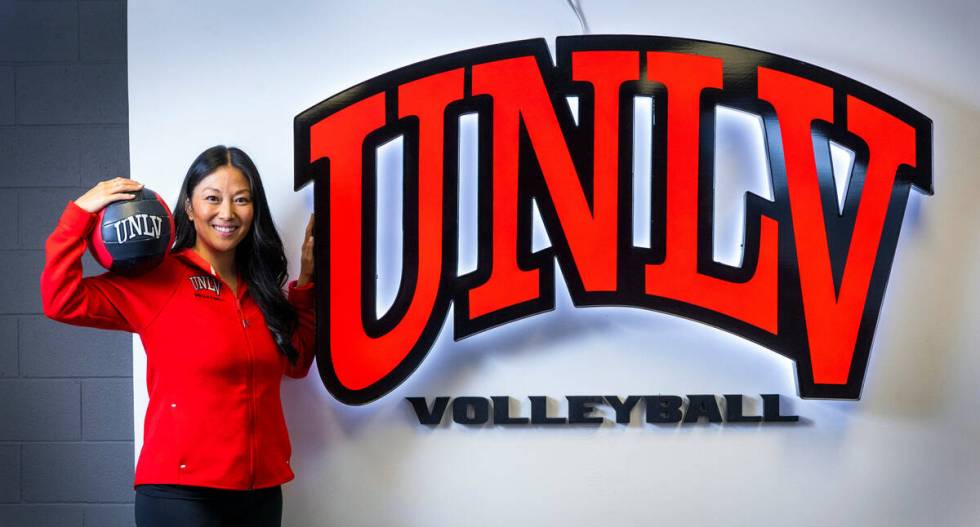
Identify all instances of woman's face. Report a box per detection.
[186,165,254,259]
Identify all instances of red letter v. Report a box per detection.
[759,67,916,385]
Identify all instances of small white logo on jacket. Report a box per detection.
[188,275,221,296]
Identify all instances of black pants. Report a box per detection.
[135,484,282,527]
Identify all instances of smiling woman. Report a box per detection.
[40,145,316,527]
[182,165,256,293]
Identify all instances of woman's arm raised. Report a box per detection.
[41,178,145,331]
[286,215,316,378]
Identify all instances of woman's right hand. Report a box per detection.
[74,177,144,213]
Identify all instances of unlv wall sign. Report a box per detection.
[294,36,932,405]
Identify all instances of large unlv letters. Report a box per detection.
[295,36,932,405]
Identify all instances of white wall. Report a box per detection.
[128,1,980,526]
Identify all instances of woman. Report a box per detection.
[40,146,314,527]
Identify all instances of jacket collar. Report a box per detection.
[173,248,213,274]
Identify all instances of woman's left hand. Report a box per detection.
[297,214,314,287]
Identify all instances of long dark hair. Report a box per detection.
[173,146,299,364]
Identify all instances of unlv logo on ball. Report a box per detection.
[294,36,932,405]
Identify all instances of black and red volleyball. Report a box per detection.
[89,187,175,275]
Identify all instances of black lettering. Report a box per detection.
[604,395,640,424]
[762,394,799,422]
[644,395,682,424]
[491,396,529,425]
[406,397,449,425]
[530,396,566,425]
[567,396,604,425]
[684,395,723,423]
[452,397,490,425]
[724,394,762,423]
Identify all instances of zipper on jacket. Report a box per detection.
[206,265,259,490]
[235,293,258,490]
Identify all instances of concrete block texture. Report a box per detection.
[0,379,80,441]
[18,187,86,249]
[82,379,133,440]
[1,0,134,515]
[0,125,130,188]
[83,504,134,527]
[0,1,78,62]
[0,251,44,314]
[78,125,130,186]
[20,316,132,377]
[15,64,127,125]
[0,190,16,250]
[0,66,13,125]
[0,127,83,188]
[21,442,134,502]
[80,2,126,62]
[0,504,84,527]
[0,317,16,376]
[0,445,18,503]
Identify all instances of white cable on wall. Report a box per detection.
[565,0,591,34]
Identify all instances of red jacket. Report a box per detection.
[41,201,315,490]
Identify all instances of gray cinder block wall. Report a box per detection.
[0,1,135,526]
